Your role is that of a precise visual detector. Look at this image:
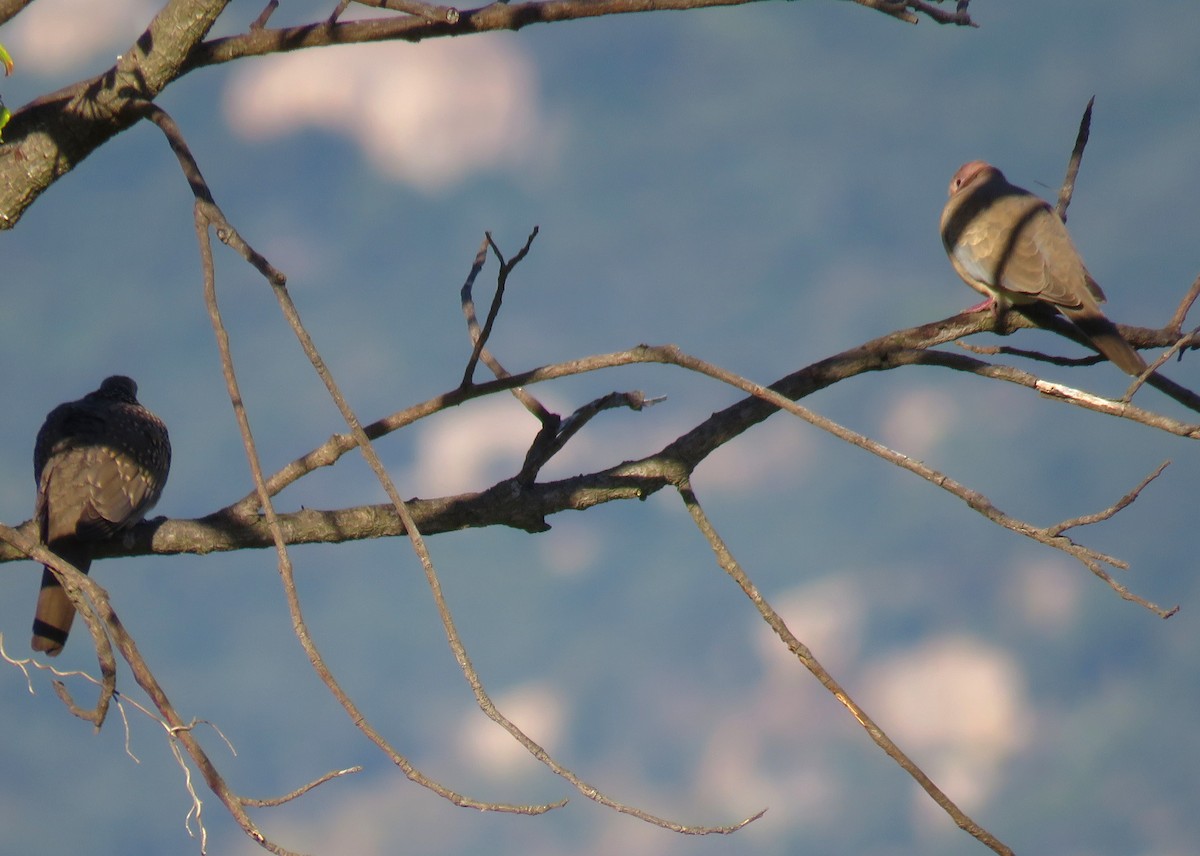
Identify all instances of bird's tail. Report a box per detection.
[32,545,92,656]
[1063,308,1148,377]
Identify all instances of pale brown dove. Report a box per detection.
[32,376,171,656]
[940,160,1146,376]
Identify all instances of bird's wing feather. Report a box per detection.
[1003,201,1097,312]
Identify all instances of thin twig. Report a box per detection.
[947,302,1200,412]
[197,196,563,816]
[904,349,1200,437]
[1166,272,1200,333]
[328,0,351,23]
[516,389,664,484]
[250,0,278,29]
[355,0,461,24]
[850,0,917,23]
[1056,96,1094,221]
[1048,461,1170,535]
[241,767,365,807]
[678,480,1012,855]
[190,208,300,856]
[908,0,975,24]
[459,236,492,385]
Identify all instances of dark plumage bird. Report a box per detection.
[32,376,170,656]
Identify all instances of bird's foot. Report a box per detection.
[965,296,998,314]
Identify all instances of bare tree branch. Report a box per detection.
[0,0,36,28]
[188,0,972,73]
[460,227,551,422]
[3,304,1196,598]
[134,99,766,840]
[2,11,1192,854]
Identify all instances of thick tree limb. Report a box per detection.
[0,0,972,227]
[2,307,1197,569]
[0,0,229,226]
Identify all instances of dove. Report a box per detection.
[31,376,171,655]
[940,160,1146,376]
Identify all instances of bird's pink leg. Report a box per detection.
[965,295,998,314]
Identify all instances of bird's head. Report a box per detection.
[948,160,1003,198]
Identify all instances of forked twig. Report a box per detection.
[515,389,664,484]
[462,230,664,483]
[651,345,1177,617]
[460,228,551,418]
[1048,461,1171,536]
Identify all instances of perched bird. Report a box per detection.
[940,160,1147,376]
[32,376,171,656]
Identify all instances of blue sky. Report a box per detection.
[2,2,1199,855]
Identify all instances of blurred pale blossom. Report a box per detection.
[5,0,156,74]
[224,39,548,191]
[695,417,811,494]
[753,575,867,677]
[879,385,961,458]
[862,634,1032,810]
[458,682,567,776]
[1004,556,1084,629]
[404,397,540,495]
[536,518,604,577]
